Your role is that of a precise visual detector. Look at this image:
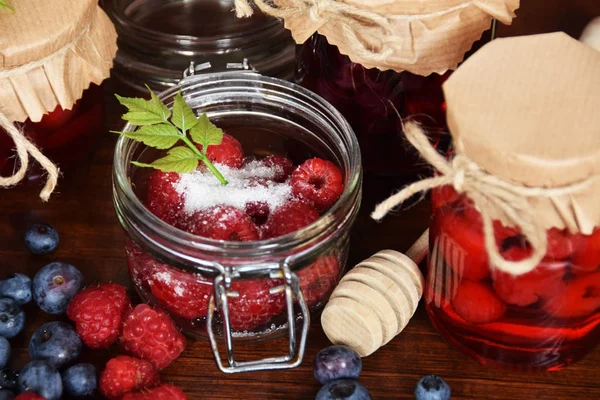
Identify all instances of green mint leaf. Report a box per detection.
[172,91,199,133]
[0,1,14,12]
[115,91,170,126]
[132,146,199,174]
[112,123,181,150]
[190,113,224,153]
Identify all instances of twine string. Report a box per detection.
[370,122,592,275]
[0,110,59,201]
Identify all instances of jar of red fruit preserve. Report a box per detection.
[373,33,600,371]
[113,72,362,372]
[252,0,520,176]
[0,0,117,189]
[106,0,296,94]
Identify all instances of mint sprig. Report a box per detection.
[0,0,14,12]
[113,87,228,185]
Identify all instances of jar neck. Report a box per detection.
[113,72,362,276]
[106,0,295,90]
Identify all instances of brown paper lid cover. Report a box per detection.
[271,0,520,75]
[443,32,600,233]
[0,0,117,123]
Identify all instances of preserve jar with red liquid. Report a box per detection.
[106,0,296,94]
[388,33,600,371]
[0,0,116,187]
[0,85,104,179]
[282,1,520,177]
[112,72,362,372]
[427,186,600,370]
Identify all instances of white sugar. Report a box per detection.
[174,161,292,215]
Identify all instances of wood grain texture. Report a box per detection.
[0,1,599,398]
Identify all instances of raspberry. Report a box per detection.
[120,304,186,369]
[226,279,286,331]
[122,384,188,400]
[544,228,574,261]
[262,201,319,239]
[148,265,212,320]
[99,356,159,399]
[197,133,244,168]
[290,158,344,211]
[298,255,341,307]
[13,394,46,400]
[431,185,463,210]
[572,228,600,274]
[452,280,506,324]
[492,247,568,307]
[146,171,184,226]
[183,206,260,241]
[67,283,131,349]
[542,272,600,319]
[261,155,295,183]
[436,209,490,281]
[245,201,270,226]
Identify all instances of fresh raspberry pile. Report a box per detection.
[65,283,189,399]
[430,185,600,326]
[127,133,345,331]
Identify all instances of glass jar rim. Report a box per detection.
[113,72,362,260]
[107,0,286,49]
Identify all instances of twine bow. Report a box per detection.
[371,122,593,275]
[234,0,395,61]
[0,110,59,201]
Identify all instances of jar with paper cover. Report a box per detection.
[372,33,600,371]
[234,0,521,177]
[0,0,117,198]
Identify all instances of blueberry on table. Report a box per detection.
[0,274,32,305]
[316,379,371,400]
[0,298,25,339]
[17,360,62,400]
[33,262,83,314]
[24,224,59,255]
[0,338,8,369]
[29,321,82,369]
[0,389,14,400]
[314,345,362,385]
[415,375,451,400]
[0,368,18,391]
[62,363,97,397]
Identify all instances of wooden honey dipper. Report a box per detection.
[321,230,429,357]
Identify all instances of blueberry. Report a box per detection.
[0,299,24,339]
[314,345,362,385]
[18,360,62,400]
[0,389,14,400]
[29,321,82,370]
[33,262,83,314]
[0,338,8,369]
[0,274,32,305]
[316,379,371,400]
[62,363,97,397]
[415,375,451,400]
[25,224,59,255]
[0,368,17,391]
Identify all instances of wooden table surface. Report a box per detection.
[1,1,600,399]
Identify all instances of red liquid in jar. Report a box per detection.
[0,84,103,179]
[296,34,450,176]
[426,186,600,370]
